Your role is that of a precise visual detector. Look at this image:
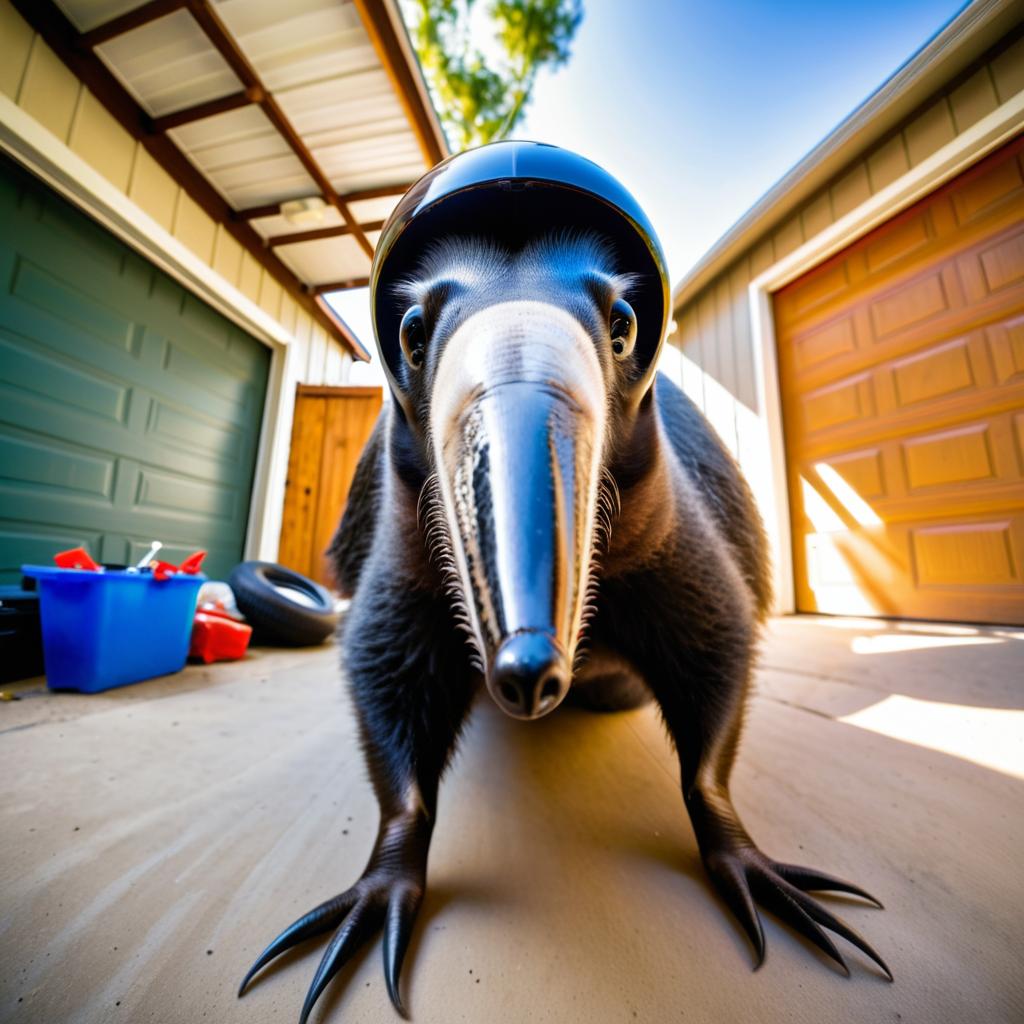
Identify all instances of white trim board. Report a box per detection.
[747,93,1024,615]
[0,94,295,565]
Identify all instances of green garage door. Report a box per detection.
[0,158,270,584]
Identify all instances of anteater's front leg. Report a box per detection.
[648,625,891,979]
[239,576,476,1020]
[600,564,890,979]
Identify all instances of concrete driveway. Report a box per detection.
[1,616,1022,1023]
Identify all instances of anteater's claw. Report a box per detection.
[298,898,383,1024]
[383,886,422,1018]
[752,872,850,975]
[239,868,426,1020]
[711,855,766,968]
[704,846,891,980]
[239,892,357,997]
[774,876,893,980]
[773,861,885,909]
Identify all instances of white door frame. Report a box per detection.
[746,94,1024,614]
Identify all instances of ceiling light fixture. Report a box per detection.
[280,197,328,226]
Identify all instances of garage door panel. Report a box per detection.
[9,255,140,356]
[0,158,269,583]
[950,148,1024,225]
[134,466,241,525]
[0,331,132,424]
[3,278,261,437]
[910,519,1018,587]
[0,428,116,502]
[792,359,1024,459]
[146,398,248,465]
[778,195,1024,344]
[781,286,1020,392]
[162,337,260,418]
[1,378,252,485]
[1,479,251,546]
[777,133,1024,623]
[863,209,934,274]
[987,313,1024,382]
[808,410,1023,513]
[0,525,107,578]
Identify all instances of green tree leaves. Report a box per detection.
[404,0,583,151]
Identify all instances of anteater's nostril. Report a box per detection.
[499,681,522,708]
[540,674,561,702]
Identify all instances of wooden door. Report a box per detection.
[277,385,383,587]
[774,134,1024,624]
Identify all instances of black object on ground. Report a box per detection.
[0,583,44,683]
[228,562,338,647]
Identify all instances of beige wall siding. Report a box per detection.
[0,0,354,387]
[669,33,1024,470]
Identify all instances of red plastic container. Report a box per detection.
[190,609,252,663]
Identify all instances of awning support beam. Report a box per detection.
[149,88,259,132]
[77,0,187,49]
[267,220,385,248]
[187,0,375,260]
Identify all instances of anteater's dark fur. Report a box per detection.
[241,238,888,1022]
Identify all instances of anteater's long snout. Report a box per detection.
[430,301,607,720]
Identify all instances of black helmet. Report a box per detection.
[370,140,670,391]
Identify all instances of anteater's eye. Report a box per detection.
[609,298,637,361]
[400,304,426,370]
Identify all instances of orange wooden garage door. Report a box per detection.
[775,134,1024,625]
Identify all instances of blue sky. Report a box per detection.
[335,0,967,382]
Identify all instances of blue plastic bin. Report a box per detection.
[21,566,206,692]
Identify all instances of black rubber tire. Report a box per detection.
[228,561,338,647]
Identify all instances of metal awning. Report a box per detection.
[23,0,449,357]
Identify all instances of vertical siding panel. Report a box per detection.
[212,225,243,286]
[68,90,135,192]
[990,35,1024,103]
[172,190,216,263]
[904,98,956,166]
[750,237,775,277]
[866,134,910,191]
[278,294,298,336]
[257,271,283,322]
[772,216,804,260]
[238,251,262,304]
[294,309,313,349]
[696,291,716,378]
[324,343,350,386]
[948,66,999,132]
[678,307,704,409]
[729,259,757,413]
[0,1,34,101]
[127,146,177,231]
[800,191,833,238]
[18,36,80,141]
[307,324,328,384]
[717,277,738,397]
[830,162,871,218]
[338,353,353,386]
[290,309,313,385]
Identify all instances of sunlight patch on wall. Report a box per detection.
[840,694,1024,779]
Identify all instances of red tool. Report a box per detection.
[178,550,207,574]
[151,550,206,581]
[53,547,101,571]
